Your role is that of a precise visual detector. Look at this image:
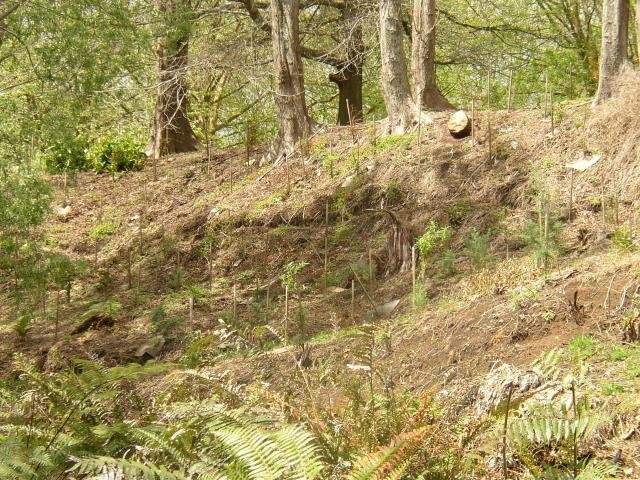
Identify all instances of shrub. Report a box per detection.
[87,136,145,173]
[416,221,451,260]
[41,137,89,173]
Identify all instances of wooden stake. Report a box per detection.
[568,169,574,223]
[486,69,492,110]
[324,201,329,291]
[502,384,514,480]
[507,70,513,112]
[411,245,417,308]
[368,248,373,287]
[189,297,194,324]
[488,110,493,163]
[544,73,549,117]
[550,92,555,134]
[471,99,476,147]
[127,247,132,290]
[233,284,237,321]
[351,279,355,321]
[55,291,60,342]
[543,208,549,270]
[284,285,289,343]
[417,87,424,162]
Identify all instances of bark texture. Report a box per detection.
[379,0,418,133]
[270,0,312,157]
[593,0,630,105]
[148,0,199,158]
[411,0,453,110]
[637,0,640,64]
[329,0,364,125]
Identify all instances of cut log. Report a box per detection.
[448,110,471,139]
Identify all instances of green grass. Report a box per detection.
[88,221,117,241]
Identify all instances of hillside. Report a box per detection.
[2,76,640,478]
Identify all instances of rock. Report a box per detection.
[207,207,223,221]
[447,110,472,139]
[134,336,166,364]
[341,175,356,188]
[55,205,72,222]
[474,362,545,416]
[363,299,401,321]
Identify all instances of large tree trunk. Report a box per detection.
[411,0,453,111]
[379,0,418,133]
[593,0,630,105]
[637,0,640,64]
[270,0,312,158]
[147,0,199,158]
[330,0,364,125]
[330,66,363,125]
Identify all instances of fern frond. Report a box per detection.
[72,455,187,480]
[346,427,428,480]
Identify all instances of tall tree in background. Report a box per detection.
[329,0,365,125]
[236,0,364,126]
[148,0,199,158]
[593,0,630,105]
[379,0,418,133]
[411,0,453,110]
[270,0,312,157]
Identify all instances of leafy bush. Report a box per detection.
[416,221,452,267]
[87,136,145,173]
[41,136,89,172]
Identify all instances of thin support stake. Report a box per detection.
[284,285,289,344]
[412,245,417,308]
[351,279,355,321]
[502,384,514,480]
[507,70,513,112]
[471,99,476,147]
[569,169,574,222]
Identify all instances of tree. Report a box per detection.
[637,0,640,63]
[593,0,630,105]
[379,0,419,133]
[328,0,365,125]
[236,0,364,126]
[411,0,453,110]
[147,0,199,159]
[270,0,313,157]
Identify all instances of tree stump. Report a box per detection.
[448,110,472,139]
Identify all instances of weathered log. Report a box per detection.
[448,110,472,139]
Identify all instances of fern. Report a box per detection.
[346,427,428,480]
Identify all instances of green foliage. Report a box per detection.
[611,225,635,252]
[521,209,563,267]
[464,228,494,268]
[448,200,469,226]
[569,335,597,362]
[87,136,145,173]
[330,224,354,245]
[255,192,284,212]
[280,261,308,292]
[150,305,185,337]
[88,220,118,241]
[41,136,89,173]
[416,221,452,259]
[440,249,457,276]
